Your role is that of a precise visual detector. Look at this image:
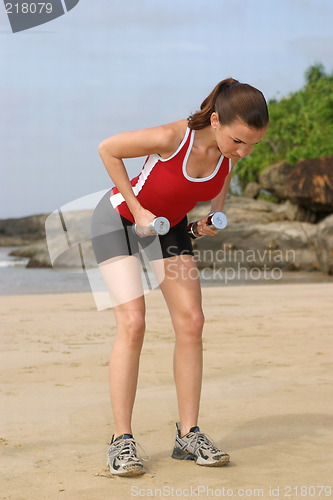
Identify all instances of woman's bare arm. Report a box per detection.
[210,157,238,213]
[210,169,233,213]
[98,120,187,224]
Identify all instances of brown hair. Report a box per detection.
[188,78,269,130]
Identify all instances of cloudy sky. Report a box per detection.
[1,0,333,218]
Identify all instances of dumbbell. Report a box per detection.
[187,211,228,239]
[133,216,170,237]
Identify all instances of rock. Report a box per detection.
[315,214,333,274]
[224,197,284,224]
[0,197,327,273]
[10,241,52,268]
[190,197,280,224]
[287,157,333,213]
[281,200,316,223]
[45,209,94,267]
[9,209,96,269]
[10,238,97,269]
[0,213,48,246]
[259,162,295,200]
[193,220,319,272]
[189,196,313,225]
[244,182,260,199]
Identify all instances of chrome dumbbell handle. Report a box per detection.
[187,211,228,239]
[133,216,170,237]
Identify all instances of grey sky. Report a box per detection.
[1,0,333,218]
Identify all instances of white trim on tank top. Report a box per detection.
[182,129,224,183]
[156,126,191,162]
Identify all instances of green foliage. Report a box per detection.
[234,64,333,188]
[257,192,279,203]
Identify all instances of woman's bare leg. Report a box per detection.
[99,255,146,437]
[110,297,145,437]
[153,255,204,437]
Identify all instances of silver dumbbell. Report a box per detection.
[187,211,228,239]
[133,216,170,237]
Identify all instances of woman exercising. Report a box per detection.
[91,78,269,476]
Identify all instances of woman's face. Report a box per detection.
[212,116,267,161]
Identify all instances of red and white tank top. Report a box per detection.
[110,127,232,227]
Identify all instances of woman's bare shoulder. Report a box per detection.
[98,119,189,159]
[154,119,189,156]
[165,118,189,134]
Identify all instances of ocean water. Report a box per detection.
[0,247,332,296]
[0,247,91,295]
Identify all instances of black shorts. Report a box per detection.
[91,190,194,264]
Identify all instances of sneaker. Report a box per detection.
[171,423,230,466]
[106,433,149,477]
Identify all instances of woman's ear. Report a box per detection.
[210,112,220,129]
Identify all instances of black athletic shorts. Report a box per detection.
[91,189,194,265]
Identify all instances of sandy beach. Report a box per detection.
[1,283,333,500]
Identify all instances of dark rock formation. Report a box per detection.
[0,213,48,246]
[287,157,333,214]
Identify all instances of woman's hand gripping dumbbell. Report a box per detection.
[133,216,170,237]
[187,211,228,239]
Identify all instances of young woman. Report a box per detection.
[91,78,269,477]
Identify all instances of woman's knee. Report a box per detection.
[115,310,146,346]
[174,307,205,342]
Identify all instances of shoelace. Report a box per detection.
[185,431,221,454]
[109,437,150,462]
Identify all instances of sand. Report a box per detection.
[1,283,333,500]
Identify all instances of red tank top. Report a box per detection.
[110,127,231,227]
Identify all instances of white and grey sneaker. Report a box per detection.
[171,423,230,466]
[106,433,149,477]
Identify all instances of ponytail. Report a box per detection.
[188,78,269,130]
